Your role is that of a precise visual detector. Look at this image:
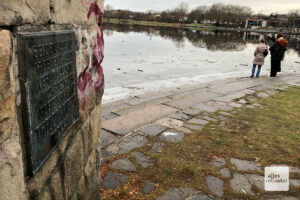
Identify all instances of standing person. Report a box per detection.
[251,39,268,78]
[268,33,288,77]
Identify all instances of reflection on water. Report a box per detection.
[104,24,300,55]
[102,24,300,103]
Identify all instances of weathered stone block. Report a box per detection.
[49,170,64,200]
[63,132,84,199]
[78,148,100,200]
[0,0,50,26]
[52,0,103,25]
[0,136,27,200]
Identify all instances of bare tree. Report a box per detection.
[104,4,114,23]
[175,2,189,23]
[287,9,300,29]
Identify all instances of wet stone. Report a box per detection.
[210,157,226,167]
[184,124,203,131]
[103,172,128,190]
[187,118,208,125]
[169,112,190,121]
[132,152,152,168]
[156,187,200,200]
[110,158,137,172]
[118,135,149,154]
[230,173,253,195]
[100,130,118,148]
[159,131,184,143]
[151,142,166,153]
[205,175,224,197]
[142,180,155,194]
[230,158,261,171]
[137,123,166,136]
[220,168,230,178]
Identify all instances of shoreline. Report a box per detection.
[103,18,300,35]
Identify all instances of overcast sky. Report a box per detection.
[105,0,300,14]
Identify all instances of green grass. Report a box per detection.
[101,86,300,200]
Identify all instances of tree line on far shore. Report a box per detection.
[104,3,300,28]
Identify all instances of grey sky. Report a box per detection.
[105,0,300,14]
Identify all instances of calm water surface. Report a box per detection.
[102,24,300,103]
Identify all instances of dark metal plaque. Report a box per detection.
[18,31,79,176]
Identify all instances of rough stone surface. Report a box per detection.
[187,118,208,125]
[263,195,298,200]
[52,0,104,25]
[137,123,166,136]
[228,102,243,108]
[194,101,232,113]
[169,112,190,121]
[111,158,137,172]
[132,152,152,168]
[239,99,247,104]
[176,126,193,134]
[0,136,27,200]
[202,116,218,122]
[245,174,264,190]
[118,135,149,154]
[290,179,300,187]
[102,104,177,135]
[165,91,221,109]
[183,108,202,116]
[151,142,166,153]
[230,173,253,194]
[184,124,203,131]
[156,118,184,129]
[100,129,118,148]
[210,157,226,167]
[230,158,261,171]
[188,194,213,200]
[205,175,224,197]
[63,131,85,199]
[103,172,128,190]
[0,0,50,26]
[220,168,230,178]
[257,92,269,98]
[159,131,185,143]
[156,187,200,200]
[142,180,155,194]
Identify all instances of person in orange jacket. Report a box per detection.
[267,33,288,77]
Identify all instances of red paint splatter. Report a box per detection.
[78,2,105,111]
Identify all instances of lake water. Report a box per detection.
[102,24,300,103]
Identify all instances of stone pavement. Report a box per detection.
[100,73,300,199]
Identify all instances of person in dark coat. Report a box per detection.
[268,33,288,77]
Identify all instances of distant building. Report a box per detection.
[245,18,268,29]
[295,18,300,28]
[268,13,288,27]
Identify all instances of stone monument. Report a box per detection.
[0,0,104,199]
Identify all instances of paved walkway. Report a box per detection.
[100,73,300,199]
